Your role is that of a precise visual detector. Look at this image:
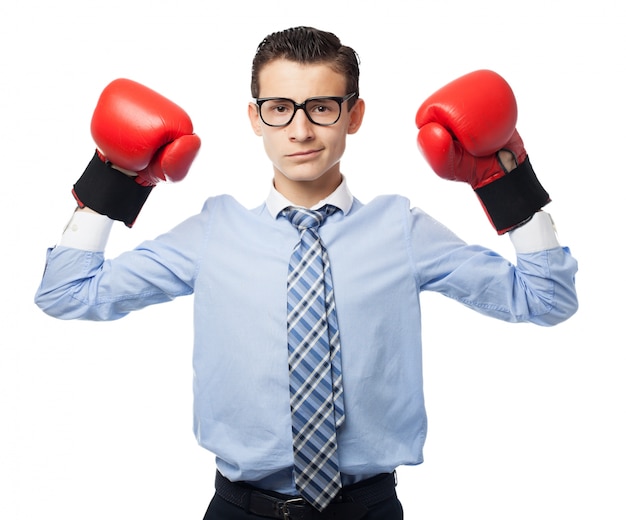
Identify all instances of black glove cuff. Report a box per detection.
[474,157,551,234]
[72,151,153,228]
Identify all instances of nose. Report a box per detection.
[287,107,315,141]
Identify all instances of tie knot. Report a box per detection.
[284,206,336,231]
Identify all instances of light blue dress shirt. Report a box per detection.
[35,180,578,494]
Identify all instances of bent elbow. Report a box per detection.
[34,288,76,320]
[537,285,579,327]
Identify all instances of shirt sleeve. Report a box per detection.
[34,203,211,321]
[410,207,578,326]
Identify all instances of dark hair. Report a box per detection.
[251,26,360,108]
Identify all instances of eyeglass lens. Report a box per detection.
[260,98,343,126]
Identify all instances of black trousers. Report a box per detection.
[203,493,403,520]
[204,478,404,520]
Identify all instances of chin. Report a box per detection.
[279,168,331,183]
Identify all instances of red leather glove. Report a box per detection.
[73,79,201,226]
[416,70,549,234]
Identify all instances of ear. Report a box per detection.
[347,98,366,135]
[248,102,263,136]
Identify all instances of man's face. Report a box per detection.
[248,59,364,204]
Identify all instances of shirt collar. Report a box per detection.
[266,176,353,219]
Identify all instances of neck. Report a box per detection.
[274,171,342,208]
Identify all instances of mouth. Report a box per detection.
[288,148,322,159]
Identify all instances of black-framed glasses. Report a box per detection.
[255,92,357,127]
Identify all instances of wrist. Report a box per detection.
[75,206,101,215]
[60,209,114,251]
[497,149,517,172]
[509,211,560,253]
[474,156,551,234]
[72,151,153,227]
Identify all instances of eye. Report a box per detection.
[266,100,293,114]
[308,99,337,114]
[304,98,342,125]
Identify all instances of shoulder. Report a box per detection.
[349,194,458,240]
[351,194,410,212]
[349,194,419,222]
[195,194,266,219]
[199,194,245,213]
[192,195,278,234]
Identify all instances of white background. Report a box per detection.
[2,1,624,518]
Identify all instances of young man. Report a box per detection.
[35,26,578,520]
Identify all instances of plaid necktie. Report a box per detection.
[284,205,345,511]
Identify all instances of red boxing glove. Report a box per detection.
[73,79,201,226]
[91,78,200,186]
[416,70,549,234]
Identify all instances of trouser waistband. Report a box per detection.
[214,471,397,519]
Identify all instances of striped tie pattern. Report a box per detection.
[284,206,345,511]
